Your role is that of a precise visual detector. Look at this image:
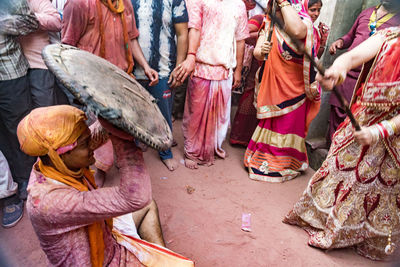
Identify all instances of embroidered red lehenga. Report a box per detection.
[284,27,400,260]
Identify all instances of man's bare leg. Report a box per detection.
[132,199,166,247]
[184,156,198,170]
[162,158,179,171]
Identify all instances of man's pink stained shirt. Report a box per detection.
[61,0,139,72]
[19,0,62,69]
[186,0,250,81]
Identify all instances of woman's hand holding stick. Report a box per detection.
[268,12,361,131]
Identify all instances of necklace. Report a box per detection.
[368,4,395,36]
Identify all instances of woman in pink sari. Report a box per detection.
[244,0,321,182]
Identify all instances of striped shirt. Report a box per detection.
[132,0,189,80]
[0,0,39,80]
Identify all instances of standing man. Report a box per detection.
[62,0,158,84]
[327,0,400,144]
[0,0,38,228]
[132,0,189,171]
[176,0,249,169]
[19,0,69,108]
[61,0,159,175]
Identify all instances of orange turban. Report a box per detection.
[17,105,88,178]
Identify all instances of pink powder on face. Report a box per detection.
[56,141,77,155]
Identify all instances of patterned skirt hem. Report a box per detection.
[248,170,300,183]
[283,209,397,261]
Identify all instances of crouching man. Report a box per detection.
[17,105,193,266]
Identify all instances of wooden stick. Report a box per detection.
[264,1,276,60]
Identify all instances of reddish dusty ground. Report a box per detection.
[0,120,390,266]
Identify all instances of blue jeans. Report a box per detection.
[138,79,173,160]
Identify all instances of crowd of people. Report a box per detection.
[0,0,400,265]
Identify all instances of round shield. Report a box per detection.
[42,44,173,151]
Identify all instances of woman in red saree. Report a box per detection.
[244,0,321,182]
[284,27,400,260]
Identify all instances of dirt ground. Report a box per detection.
[0,119,392,267]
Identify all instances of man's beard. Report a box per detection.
[381,0,400,12]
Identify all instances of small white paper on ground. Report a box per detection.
[241,213,251,232]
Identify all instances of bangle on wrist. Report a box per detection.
[368,125,381,143]
[388,119,398,134]
[187,52,196,57]
[370,120,397,143]
[376,123,388,138]
[279,1,290,8]
[380,120,397,137]
[337,70,347,85]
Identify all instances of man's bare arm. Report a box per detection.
[168,22,188,87]
[175,28,201,82]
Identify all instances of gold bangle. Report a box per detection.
[279,1,291,8]
[337,70,347,85]
[388,119,398,134]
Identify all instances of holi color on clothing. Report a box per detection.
[183,0,248,165]
[18,0,66,107]
[19,0,61,70]
[132,0,188,161]
[91,120,114,173]
[284,28,400,260]
[61,0,139,72]
[113,221,195,267]
[18,105,193,266]
[183,76,232,165]
[244,0,320,182]
[186,0,249,80]
[61,0,141,171]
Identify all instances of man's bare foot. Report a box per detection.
[162,158,178,171]
[216,151,228,159]
[184,158,198,169]
[172,139,178,147]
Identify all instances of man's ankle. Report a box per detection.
[3,194,20,206]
